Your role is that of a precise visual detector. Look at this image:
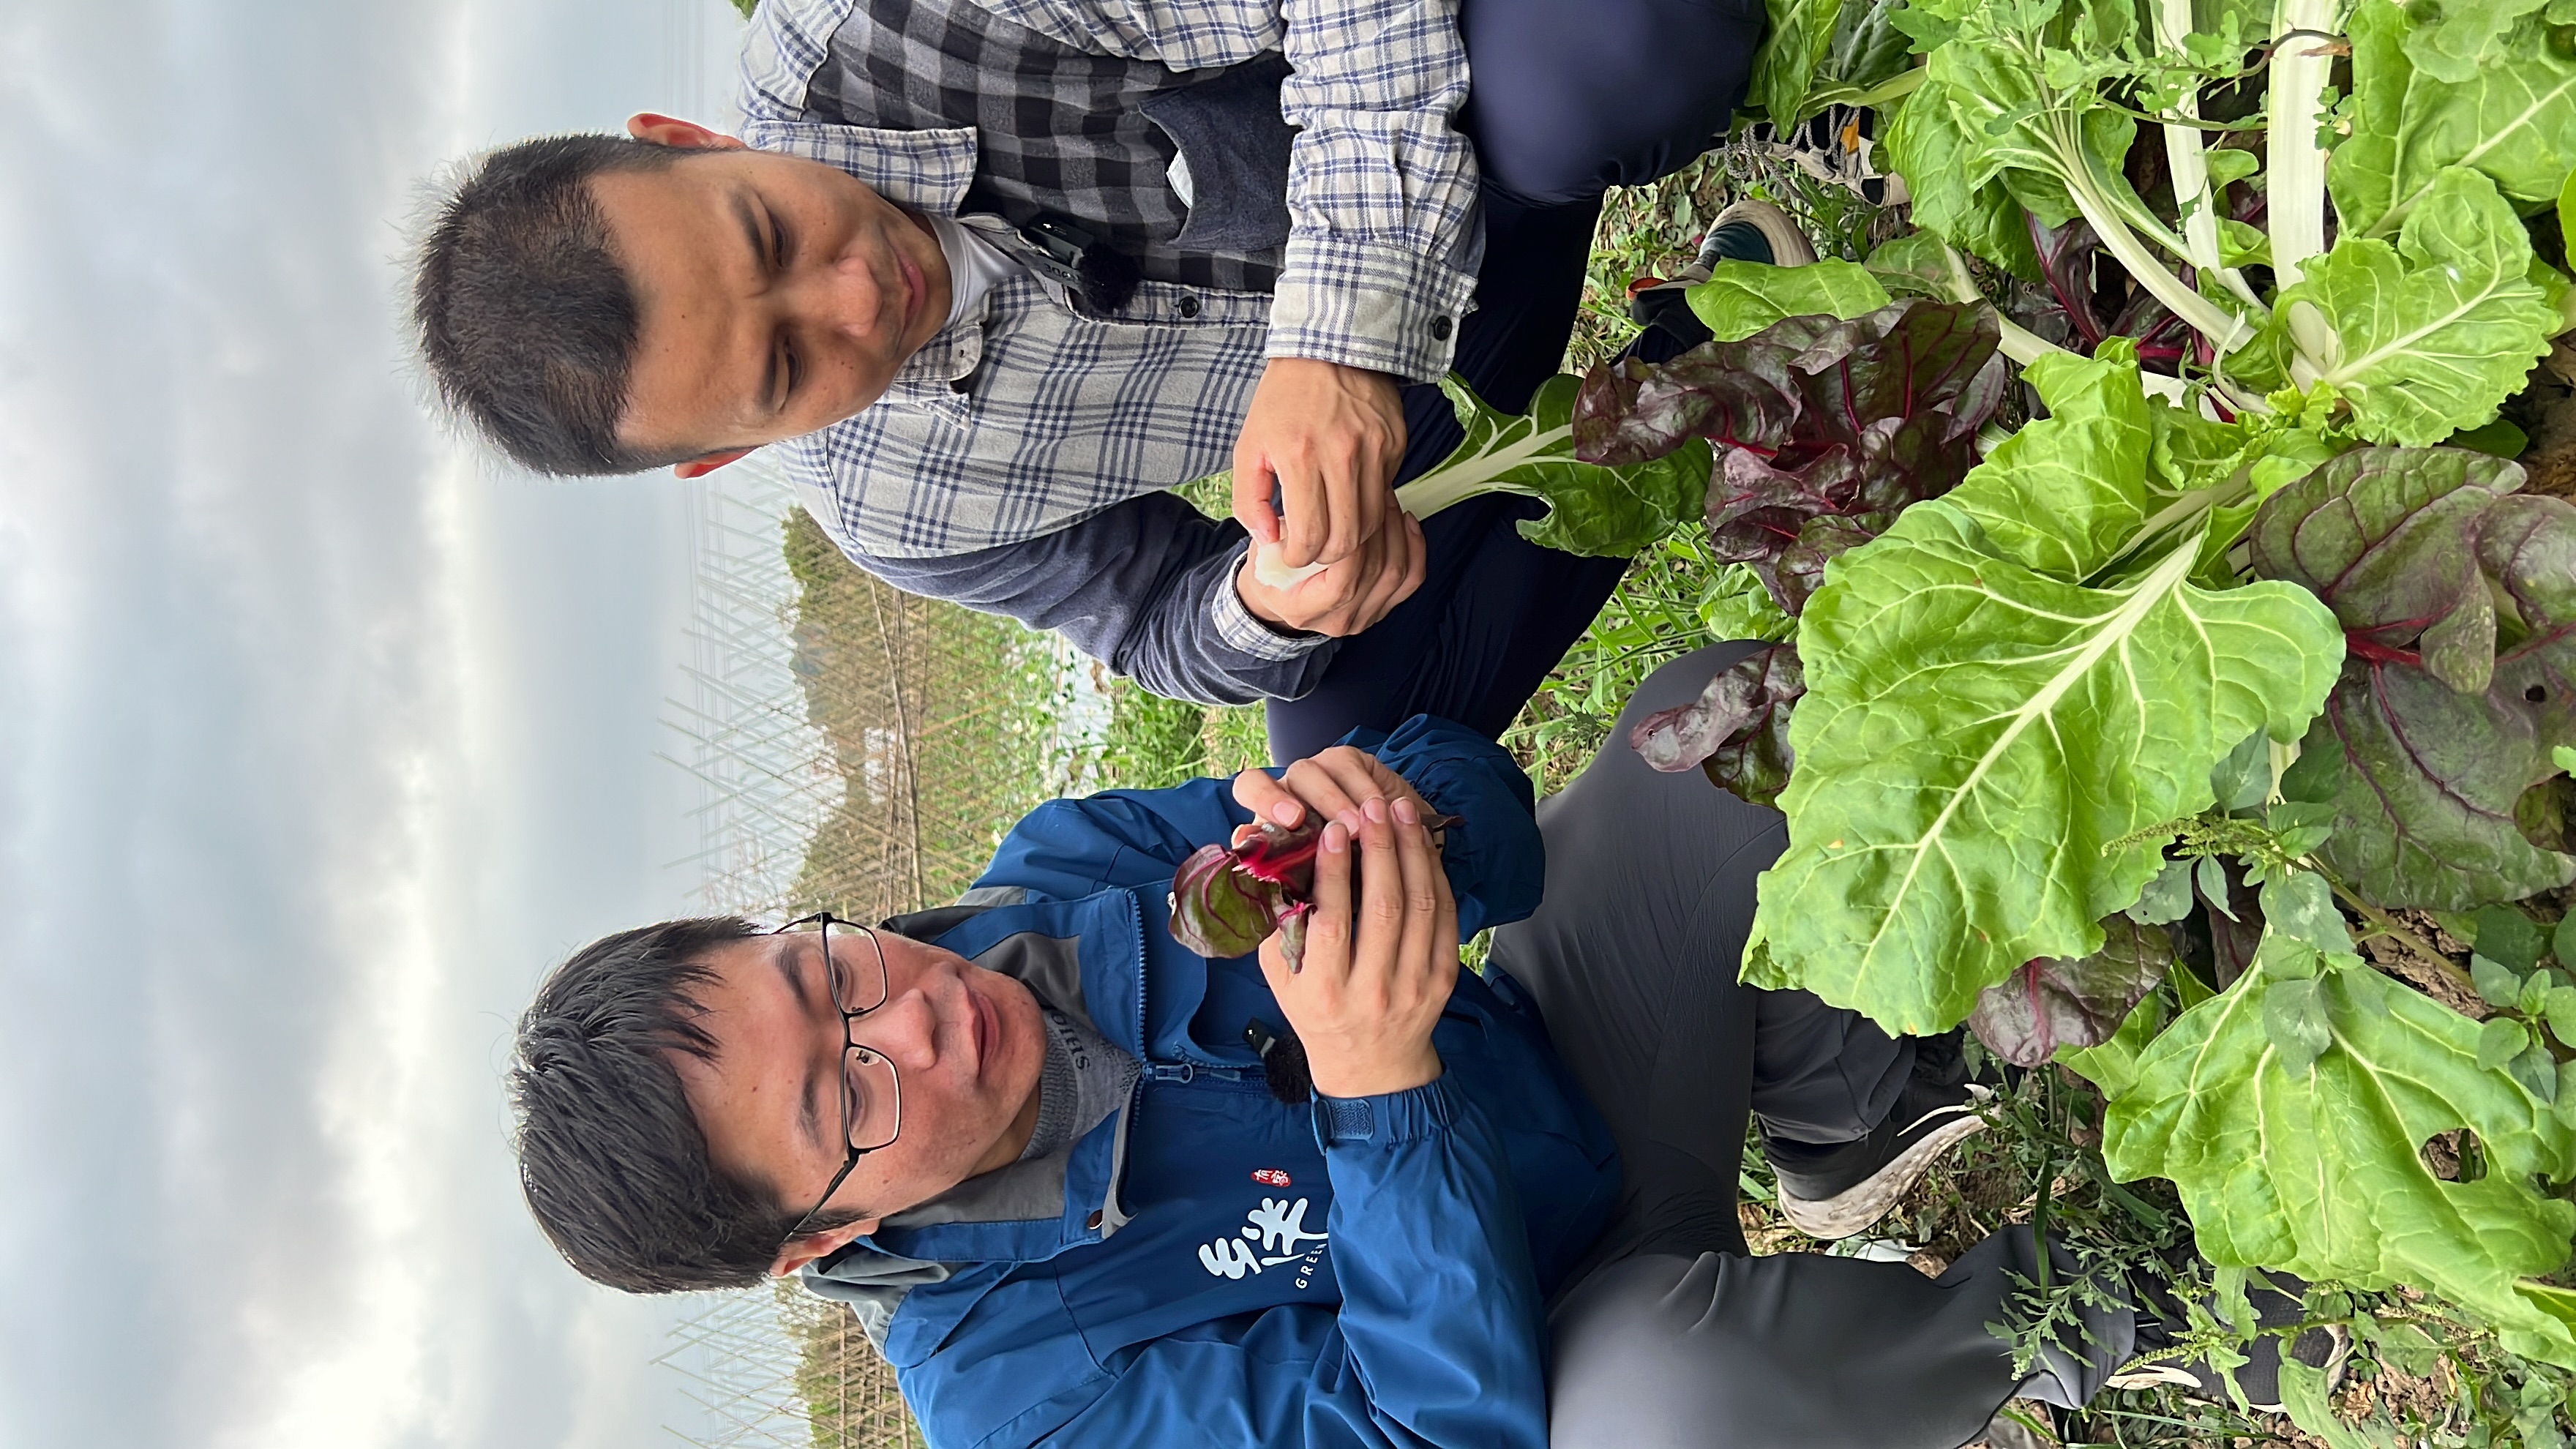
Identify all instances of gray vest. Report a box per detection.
[807,0,1295,293]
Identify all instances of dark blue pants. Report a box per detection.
[1265,0,1764,763]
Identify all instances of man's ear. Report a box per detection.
[770,1217,881,1278]
[626,113,749,151]
[674,449,755,480]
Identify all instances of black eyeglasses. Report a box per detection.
[775,913,902,1243]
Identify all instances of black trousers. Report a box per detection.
[1498,646,2134,1448]
[1262,0,1765,762]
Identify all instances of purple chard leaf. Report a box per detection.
[1577,299,2007,618]
[2250,446,2576,909]
[1628,643,1805,808]
[1967,917,2176,1068]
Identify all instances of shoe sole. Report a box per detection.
[1710,199,1820,269]
[1774,1092,1989,1240]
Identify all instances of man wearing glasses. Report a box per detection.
[509,652,2273,1448]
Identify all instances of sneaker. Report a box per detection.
[1625,199,1820,313]
[2110,1265,2351,1413]
[1621,200,1822,364]
[1767,1039,1991,1240]
[1739,106,1909,209]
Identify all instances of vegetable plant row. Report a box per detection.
[1275,0,2576,1400]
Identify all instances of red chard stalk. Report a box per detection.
[1168,812,1460,968]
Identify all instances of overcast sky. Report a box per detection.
[0,1,779,1445]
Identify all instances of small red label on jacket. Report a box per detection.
[1252,1168,1291,1188]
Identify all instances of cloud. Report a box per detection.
[0,0,752,1445]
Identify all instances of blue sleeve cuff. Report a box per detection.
[1312,1073,1463,1150]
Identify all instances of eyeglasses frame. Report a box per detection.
[775,912,900,1244]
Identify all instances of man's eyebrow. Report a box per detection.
[771,938,828,1150]
[733,189,782,416]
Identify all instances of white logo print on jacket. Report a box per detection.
[1197,1197,1330,1279]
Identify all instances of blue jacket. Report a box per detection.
[803,716,1622,1448]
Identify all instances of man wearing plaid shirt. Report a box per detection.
[415,0,1775,758]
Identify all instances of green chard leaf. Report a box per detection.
[2332,0,2576,238]
[2127,856,2196,925]
[2400,0,2552,86]
[1862,233,1961,302]
[1400,374,1715,558]
[2103,926,2576,1368]
[2250,446,2576,908]
[1878,75,2044,281]
[2056,984,2171,1099]
[1698,564,1799,643]
[2287,168,2559,447]
[1749,0,1846,130]
[2564,168,2576,268]
[1821,0,1919,101]
[1744,350,2344,1033]
[1687,260,1893,344]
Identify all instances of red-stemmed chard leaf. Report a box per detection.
[1167,813,1461,967]
[2249,446,2576,909]
[1968,917,2176,1068]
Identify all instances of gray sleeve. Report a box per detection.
[828,490,1340,708]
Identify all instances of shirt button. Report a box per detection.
[1085,1210,1104,1230]
[1176,295,1202,318]
[1430,315,1452,340]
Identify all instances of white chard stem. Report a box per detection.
[2266,0,2340,289]
[2156,0,2262,306]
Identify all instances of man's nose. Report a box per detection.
[850,988,940,1070]
[800,249,886,340]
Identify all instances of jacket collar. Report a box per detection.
[839,888,1151,1268]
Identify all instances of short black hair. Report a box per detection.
[411,134,697,476]
[509,916,857,1293]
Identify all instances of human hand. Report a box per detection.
[1232,509,1424,637]
[1258,795,1458,1099]
[1231,747,1438,853]
[1232,358,1408,572]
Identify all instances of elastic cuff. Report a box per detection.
[1265,236,1478,384]
[1311,1073,1459,1150]
[1213,551,1330,662]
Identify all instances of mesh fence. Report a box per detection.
[778,507,1076,922]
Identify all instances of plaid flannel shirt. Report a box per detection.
[733,0,1486,703]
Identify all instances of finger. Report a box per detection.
[1390,512,1428,610]
[1321,453,1362,569]
[1350,512,1421,632]
[1430,847,1461,997]
[1353,797,1407,967]
[1278,463,1325,569]
[1301,820,1358,981]
[1298,539,1381,637]
[1355,466,1390,557]
[1232,456,1281,546]
[1279,757,1364,831]
[1306,749,1396,828]
[1231,768,1305,830]
[1390,796,1444,989]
